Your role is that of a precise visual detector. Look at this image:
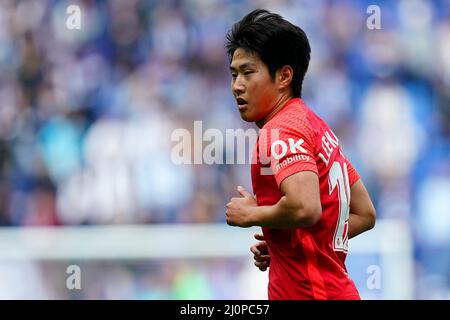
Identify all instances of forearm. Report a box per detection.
[249,196,315,229]
[348,212,374,239]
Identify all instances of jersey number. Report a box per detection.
[328,161,350,252]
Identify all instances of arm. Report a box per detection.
[348,179,376,239]
[226,171,322,228]
[242,177,376,273]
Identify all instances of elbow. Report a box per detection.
[294,205,322,227]
[282,194,322,227]
[366,207,377,230]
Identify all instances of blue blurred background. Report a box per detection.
[0,0,449,299]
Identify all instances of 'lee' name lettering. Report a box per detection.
[318,130,339,167]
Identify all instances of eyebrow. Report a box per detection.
[229,62,257,71]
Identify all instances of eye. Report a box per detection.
[244,71,254,75]
[231,73,237,78]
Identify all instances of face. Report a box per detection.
[230,48,281,124]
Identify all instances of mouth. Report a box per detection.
[236,97,248,111]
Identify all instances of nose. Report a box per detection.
[232,75,245,96]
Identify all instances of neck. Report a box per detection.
[256,94,294,128]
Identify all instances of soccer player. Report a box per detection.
[225,9,376,300]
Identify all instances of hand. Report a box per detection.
[226,186,257,227]
[250,233,270,271]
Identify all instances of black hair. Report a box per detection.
[225,9,311,97]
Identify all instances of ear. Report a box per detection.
[277,65,294,91]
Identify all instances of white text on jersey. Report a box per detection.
[318,130,339,167]
[271,138,307,160]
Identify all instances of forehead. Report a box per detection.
[230,48,262,68]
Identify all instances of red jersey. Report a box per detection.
[251,98,360,300]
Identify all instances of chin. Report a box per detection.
[239,109,258,122]
[239,113,258,123]
[239,113,254,122]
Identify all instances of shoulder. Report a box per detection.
[268,101,308,128]
[263,102,315,142]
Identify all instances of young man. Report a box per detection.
[225,9,376,300]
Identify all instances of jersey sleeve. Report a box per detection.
[346,160,360,186]
[260,115,318,187]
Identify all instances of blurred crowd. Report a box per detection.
[0,0,449,299]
